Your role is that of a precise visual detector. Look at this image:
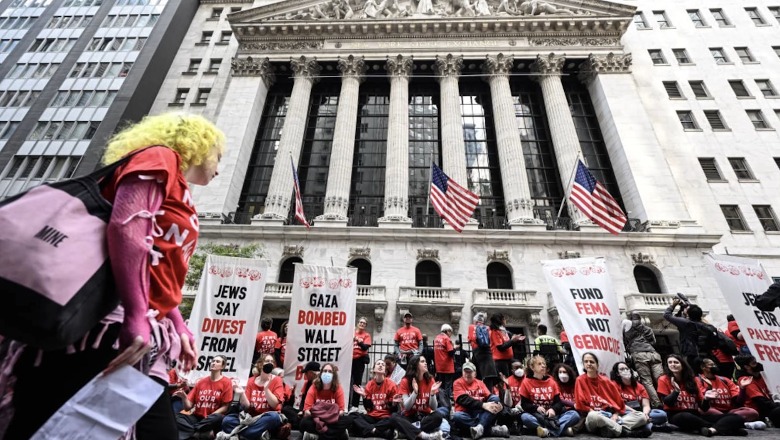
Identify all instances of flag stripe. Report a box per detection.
[291,158,310,230]
[569,160,626,235]
[429,163,479,233]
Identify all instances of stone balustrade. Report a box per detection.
[399,286,461,303]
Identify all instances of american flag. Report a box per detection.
[569,160,626,235]
[430,163,479,233]
[290,157,310,229]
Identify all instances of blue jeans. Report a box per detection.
[649,409,667,426]
[222,411,282,440]
[521,410,580,437]
[451,395,500,433]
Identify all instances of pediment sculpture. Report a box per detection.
[268,0,591,21]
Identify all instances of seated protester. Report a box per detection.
[351,360,399,439]
[389,355,446,440]
[175,355,235,440]
[726,315,750,355]
[385,353,407,385]
[299,363,352,440]
[283,361,320,430]
[497,360,525,433]
[452,361,510,439]
[710,347,736,382]
[734,354,780,428]
[221,354,285,440]
[657,354,745,437]
[574,352,649,438]
[272,367,294,440]
[694,357,761,426]
[519,356,580,438]
[168,365,190,415]
[610,361,669,431]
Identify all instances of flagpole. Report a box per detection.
[424,150,434,227]
[556,154,582,219]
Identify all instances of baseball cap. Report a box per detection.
[462,361,477,372]
[404,312,413,318]
[303,361,321,373]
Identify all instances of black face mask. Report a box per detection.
[753,363,764,373]
[709,366,720,375]
[262,363,274,374]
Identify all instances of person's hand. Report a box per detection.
[538,406,546,414]
[234,384,245,395]
[610,413,620,422]
[672,298,681,307]
[103,335,150,375]
[412,379,419,393]
[431,381,442,395]
[738,376,753,388]
[704,389,718,400]
[179,333,197,373]
[671,378,680,392]
[499,372,509,386]
[353,385,366,397]
[546,408,556,418]
[393,394,403,403]
[173,388,188,400]
[483,402,502,414]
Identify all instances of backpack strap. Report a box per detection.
[86,146,159,184]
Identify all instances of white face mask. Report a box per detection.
[619,370,632,380]
[514,368,524,378]
[558,373,570,383]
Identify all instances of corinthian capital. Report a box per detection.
[231,56,275,87]
[385,54,413,78]
[530,53,565,76]
[290,56,321,81]
[483,53,514,77]
[337,55,367,81]
[434,54,463,79]
[578,52,633,83]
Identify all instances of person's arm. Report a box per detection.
[212,403,230,416]
[641,326,656,345]
[663,303,689,327]
[520,395,539,413]
[265,378,283,409]
[660,390,678,407]
[755,282,780,311]
[455,393,486,411]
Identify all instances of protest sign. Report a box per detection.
[188,255,267,382]
[283,263,357,406]
[706,253,780,392]
[542,257,624,374]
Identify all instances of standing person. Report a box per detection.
[519,356,580,438]
[421,334,436,376]
[299,363,352,440]
[726,315,749,355]
[175,355,235,439]
[389,355,447,440]
[395,312,423,368]
[490,314,525,379]
[434,324,456,399]
[468,312,487,351]
[221,354,285,440]
[275,321,289,367]
[451,361,510,438]
[351,316,372,410]
[623,311,664,408]
[255,318,278,363]
[534,325,563,367]
[610,361,669,431]
[663,298,706,367]
[351,360,400,439]
[472,313,498,388]
[734,354,780,428]
[3,113,224,440]
[694,358,761,426]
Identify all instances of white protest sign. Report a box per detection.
[283,263,357,406]
[542,257,625,374]
[705,253,780,392]
[188,255,267,382]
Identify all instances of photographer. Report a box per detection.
[663,295,706,367]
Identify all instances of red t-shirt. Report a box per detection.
[505,375,524,406]
[519,376,559,410]
[353,330,372,359]
[727,321,747,351]
[617,382,649,406]
[365,378,398,419]
[559,383,575,403]
[275,337,286,364]
[574,374,626,413]
[657,375,701,412]
[304,386,346,412]
[560,330,569,343]
[399,377,434,416]
[102,146,196,318]
[490,328,513,360]
[453,377,491,413]
[395,326,422,352]
[187,375,234,419]
[434,333,455,374]
[468,324,478,350]
[255,330,278,355]
[741,375,772,412]
[168,368,187,395]
[245,375,285,415]
[696,375,738,412]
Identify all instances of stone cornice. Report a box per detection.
[578,52,632,82]
[231,56,275,86]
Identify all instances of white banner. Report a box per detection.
[187,255,267,383]
[283,264,357,406]
[705,253,780,392]
[542,257,625,374]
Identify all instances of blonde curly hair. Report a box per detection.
[101,112,225,171]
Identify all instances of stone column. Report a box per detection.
[258,56,320,224]
[316,55,366,227]
[483,53,544,230]
[378,55,412,227]
[579,53,699,232]
[196,57,274,224]
[530,53,590,227]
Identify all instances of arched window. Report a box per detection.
[278,257,302,283]
[415,260,441,287]
[634,266,661,293]
[350,258,372,285]
[487,262,513,289]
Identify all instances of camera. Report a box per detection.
[674,292,691,317]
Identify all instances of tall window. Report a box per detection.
[634,266,662,293]
[703,111,728,130]
[746,110,771,129]
[710,9,731,26]
[728,80,751,97]
[633,12,649,29]
[689,81,710,98]
[665,80,686,98]
[278,257,302,283]
[350,258,372,285]
[672,49,691,64]
[755,79,777,97]
[349,81,388,226]
[653,11,671,28]
[688,10,706,27]
[710,48,729,64]
[677,111,699,130]
[728,158,754,180]
[734,47,755,63]
[698,158,723,180]
[721,205,749,231]
[753,206,779,231]
[408,79,441,227]
[415,260,441,288]
[745,8,766,25]
[487,262,513,289]
[648,49,667,65]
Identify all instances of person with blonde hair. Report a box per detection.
[4,112,225,439]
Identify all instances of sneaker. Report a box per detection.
[303,432,319,440]
[536,426,549,438]
[620,426,631,438]
[745,421,767,430]
[470,425,484,440]
[423,431,443,440]
[631,427,652,438]
[278,423,292,440]
[490,425,510,438]
[700,427,714,437]
[261,430,271,440]
[562,427,575,437]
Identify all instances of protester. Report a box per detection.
[552,363,577,407]
[176,355,235,439]
[300,363,352,440]
[385,353,406,385]
[168,366,190,414]
[755,281,780,311]
[623,312,664,408]
[610,361,670,431]
[734,354,780,428]
[255,318,278,363]
[351,360,399,439]
[468,311,487,351]
[694,358,762,427]
[490,314,525,379]
[220,354,284,440]
[275,320,289,366]
[389,355,446,440]
[395,312,423,368]
[519,356,580,438]
[3,112,224,440]
[663,298,707,367]
[284,361,320,429]
[559,329,576,369]
[497,360,525,434]
[472,313,498,388]
[452,361,510,438]
[351,316,372,409]
[726,315,749,355]
[434,324,456,398]
[656,354,745,436]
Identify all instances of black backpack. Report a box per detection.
[694,322,721,354]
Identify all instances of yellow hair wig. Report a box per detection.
[102,112,225,171]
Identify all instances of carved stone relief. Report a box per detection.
[487,250,510,262]
[350,247,371,258]
[417,248,439,261]
[558,251,581,259]
[282,245,304,257]
[631,252,655,265]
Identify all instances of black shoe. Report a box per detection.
[631,427,653,438]
[700,427,714,437]
[732,428,748,437]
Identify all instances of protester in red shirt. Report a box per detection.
[300,363,352,440]
[610,361,671,431]
[574,352,649,437]
[255,318,278,362]
[734,355,780,428]
[726,315,749,355]
[389,355,446,440]
[552,363,577,407]
[351,316,373,409]
[168,367,190,414]
[175,355,234,439]
[275,320,288,366]
[395,312,423,367]
[657,354,744,436]
[468,312,487,350]
[434,324,456,399]
[221,354,285,439]
[489,314,525,379]
[351,360,400,439]
[694,357,760,424]
[451,361,509,438]
[519,356,580,438]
